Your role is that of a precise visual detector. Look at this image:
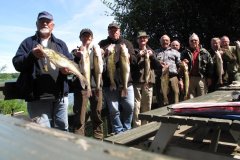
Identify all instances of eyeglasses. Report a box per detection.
[190,39,198,42]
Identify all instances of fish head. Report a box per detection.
[120,43,128,56]
[93,45,102,56]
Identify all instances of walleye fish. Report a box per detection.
[79,46,91,97]
[107,44,116,91]
[42,48,88,89]
[120,44,130,97]
[93,45,103,90]
[215,50,224,85]
[144,50,151,84]
[179,61,189,100]
[235,41,240,66]
[161,64,169,105]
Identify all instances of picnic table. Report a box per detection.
[139,90,240,157]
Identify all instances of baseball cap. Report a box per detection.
[37,11,53,20]
[79,28,93,38]
[108,22,120,29]
[137,31,149,38]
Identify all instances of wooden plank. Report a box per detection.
[209,128,221,152]
[104,122,161,145]
[148,123,178,153]
[138,106,170,122]
[0,82,20,100]
[186,116,209,126]
[207,118,232,130]
[231,120,240,131]
[0,115,178,160]
[182,90,233,103]
[218,86,240,90]
[165,145,234,160]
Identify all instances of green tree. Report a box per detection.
[103,0,240,49]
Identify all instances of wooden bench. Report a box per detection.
[104,122,160,145]
[0,115,180,160]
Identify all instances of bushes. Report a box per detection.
[0,99,27,115]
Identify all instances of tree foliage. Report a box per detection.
[0,73,19,82]
[0,99,27,115]
[102,0,240,49]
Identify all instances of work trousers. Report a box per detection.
[73,89,103,139]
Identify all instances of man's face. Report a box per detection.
[160,35,170,49]
[189,38,199,50]
[211,39,220,51]
[108,27,120,40]
[80,33,93,45]
[220,37,230,49]
[171,41,180,51]
[137,36,148,46]
[36,18,54,37]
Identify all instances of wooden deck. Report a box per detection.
[0,115,180,160]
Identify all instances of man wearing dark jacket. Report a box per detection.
[181,33,213,98]
[99,22,137,134]
[12,11,72,131]
[132,31,160,127]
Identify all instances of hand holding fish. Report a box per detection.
[32,44,45,59]
[74,46,85,58]
[59,67,71,75]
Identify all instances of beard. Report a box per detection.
[39,28,50,36]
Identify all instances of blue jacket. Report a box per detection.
[12,32,72,101]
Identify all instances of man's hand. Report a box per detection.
[32,44,45,59]
[60,67,71,75]
[179,79,184,91]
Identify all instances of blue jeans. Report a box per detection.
[27,96,69,131]
[104,85,134,134]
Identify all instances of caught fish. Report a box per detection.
[179,61,189,100]
[42,48,88,89]
[93,45,103,90]
[161,64,169,105]
[235,41,240,66]
[215,50,224,85]
[144,50,151,84]
[120,44,130,97]
[107,44,116,91]
[79,46,91,97]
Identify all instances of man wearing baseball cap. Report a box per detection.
[13,11,73,131]
[98,22,137,134]
[71,28,104,139]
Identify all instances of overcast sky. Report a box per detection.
[0,0,114,73]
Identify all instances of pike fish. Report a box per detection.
[79,46,91,96]
[107,44,116,91]
[215,50,224,85]
[42,48,88,89]
[179,61,189,100]
[144,50,151,84]
[161,64,169,105]
[120,44,130,97]
[93,45,103,90]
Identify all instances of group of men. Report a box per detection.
[12,11,240,139]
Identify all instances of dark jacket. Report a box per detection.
[12,32,72,101]
[181,47,213,78]
[98,36,137,88]
[132,46,161,84]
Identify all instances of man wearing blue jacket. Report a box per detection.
[12,11,73,131]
